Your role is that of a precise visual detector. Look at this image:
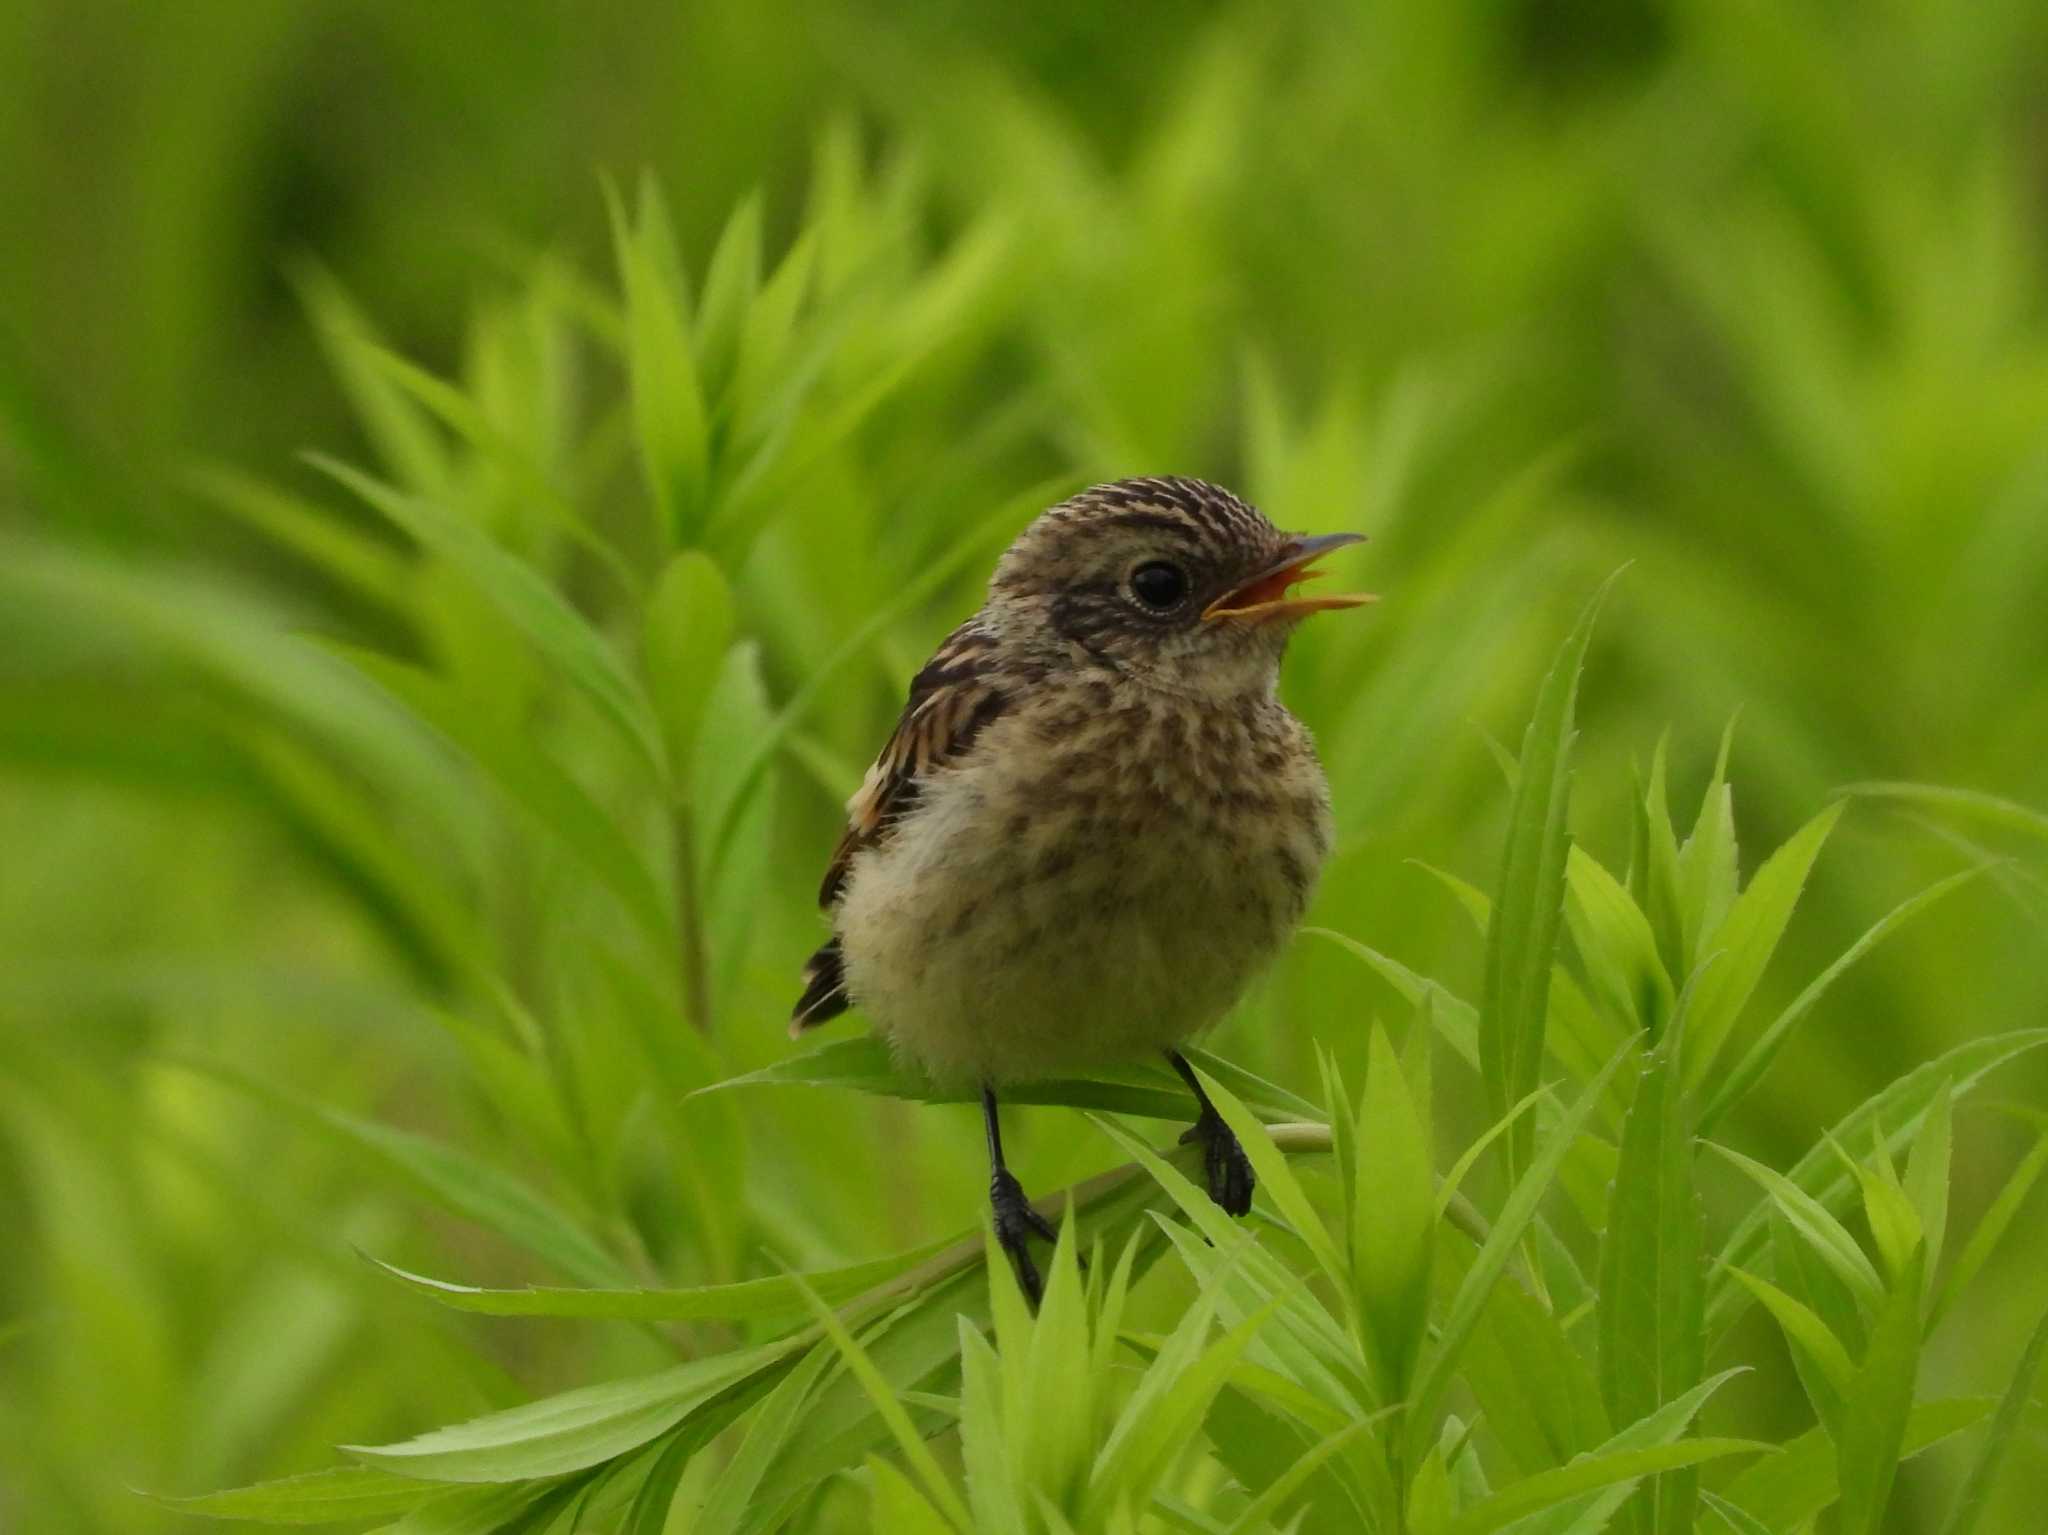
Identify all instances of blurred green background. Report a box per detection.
[3,0,2046,1529]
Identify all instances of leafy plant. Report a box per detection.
[170,525,2045,1530]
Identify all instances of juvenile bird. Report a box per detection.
[790,476,1370,1301]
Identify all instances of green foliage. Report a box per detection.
[6,3,2048,1530]
[108,537,2035,1531]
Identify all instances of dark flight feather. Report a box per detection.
[791,619,1008,1031]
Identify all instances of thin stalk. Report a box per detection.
[672,808,713,1034]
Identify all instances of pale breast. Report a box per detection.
[834,682,1333,1086]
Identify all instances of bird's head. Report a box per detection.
[986,476,1373,700]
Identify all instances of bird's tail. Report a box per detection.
[789,937,850,1037]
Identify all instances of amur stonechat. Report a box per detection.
[790,476,1370,1301]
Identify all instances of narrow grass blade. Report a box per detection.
[643,551,736,768]
[1480,575,1615,1182]
[1701,866,1983,1132]
[1720,1267,1852,1429]
[1350,1024,1435,1402]
[1681,801,1844,1094]
[709,1035,1223,1121]
[1706,1029,2048,1340]
[343,1342,793,1482]
[692,1344,836,1535]
[365,1236,954,1323]
[1566,846,1675,1038]
[1932,1117,2048,1327]
[156,1466,444,1523]
[1834,1252,1924,1535]
[1720,1396,1991,1531]
[186,1062,631,1288]
[866,1456,963,1535]
[1469,1368,1751,1535]
[1303,927,1481,1069]
[312,455,668,779]
[788,1272,972,1530]
[1709,1143,1883,1303]
[1675,720,1740,965]
[606,180,708,544]
[1596,1008,1702,1533]
[1845,782,2048,845]
[1937,1300,2048,1535]
[1406,1044,1629,1465]
[333,646,671,947]
[1193,1066,1342,1284]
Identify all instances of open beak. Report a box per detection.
[1201,532,1376,624]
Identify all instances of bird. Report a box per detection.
[789,475,1370,1302]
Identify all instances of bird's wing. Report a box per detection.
[817,618,1009,909]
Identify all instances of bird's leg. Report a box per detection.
[1167,1050,1255,1217]
[983,1085,1057,1307]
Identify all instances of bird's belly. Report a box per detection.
[835,745,1323,1087]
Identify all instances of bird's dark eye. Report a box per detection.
[1129,561,1190,611]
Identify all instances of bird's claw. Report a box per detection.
[990,1167,1058,1307]
[1180,1108,1255,1217]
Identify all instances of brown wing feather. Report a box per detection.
[816,618,1007,909]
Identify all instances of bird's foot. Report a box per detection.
[1180,1108,1255,1217]
[990,1167,1059,1307]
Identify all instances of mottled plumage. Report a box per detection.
[789,475,1370,1301]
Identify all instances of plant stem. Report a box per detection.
[673,809,713,1034]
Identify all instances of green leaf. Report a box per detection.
[1707,1030,2048,1341]
[1902,1078,1953,1283]
[1410,859,1492,937]
[709,1034,1311,1123]
[694,191,763,394]
[1700,866,1983,1132]
[1084,1301,1266,1527]
[789,1273,973,1530]
[692,1344,837,1535]
[1845,782,2048,846]
[159,1465,444,1523]
[1596,1010,1702,1534]
[1834,1248,1924,1535]
[379,1482,547,1533]
[866,1455,963,1535]
[1846,1132,1925,1285]
[1709,1143,1883,1304]
[643,552,736,769]
[1443,1370,1759,1535]
[1681,801,1844,1093]
[1303,928,1481,1069]
[1480,574,1615,1182]
[1675,721,1740,967]
[607,179,708,543]
[1193,1066,1342,1285]
[345,1341,793,1482]
[1721,1267,1853,1430]
[1698,1491,1780,1535]
[1937,1300,2048,1535]
[1639,735,1688,989]
[184,461,412,611]
[1932,1116,2048,1327]
[1462,1278,1610,1477]
[1351,1024,1435,1402]
[1406,1044,1630,1466]
[295,263,452,495]
[1224,1422,1370,1535]
[1722,1397,1991,1530]
[187,1063,631,1288]
[1565,847,1675,1038]
[366,1236,953,1323]
[957,1322,1025,1535]
[311,455,668,779]
[332,646,670,947]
